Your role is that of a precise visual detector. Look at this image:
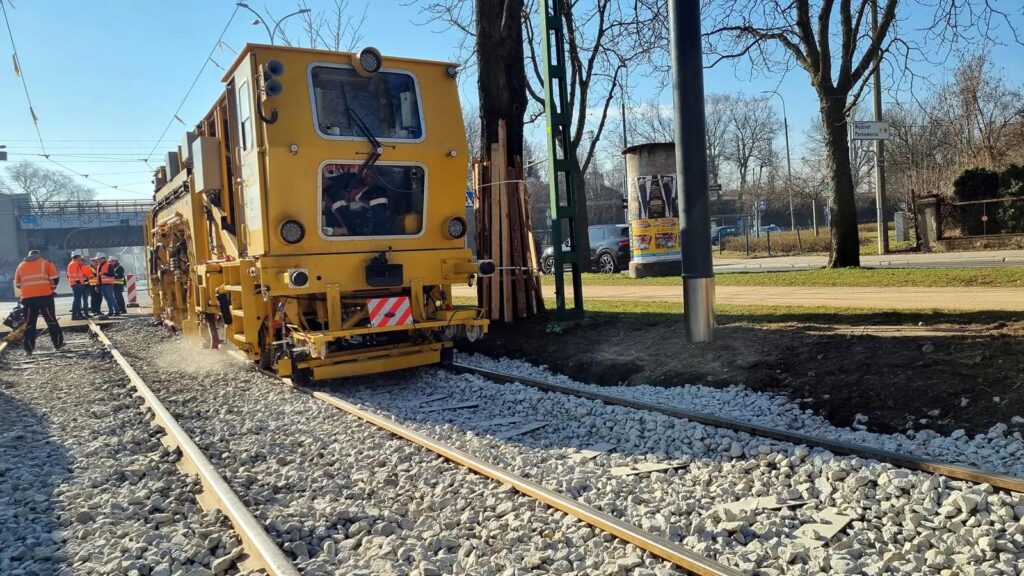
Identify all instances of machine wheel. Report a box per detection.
[541,256,555,275]
[597,253,618,274]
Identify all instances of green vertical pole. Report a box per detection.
[539,0,584,318]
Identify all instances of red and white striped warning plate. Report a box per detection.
[367,296,414,328]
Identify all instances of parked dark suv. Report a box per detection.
[541,224,630,274]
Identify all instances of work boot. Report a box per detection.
[23,341,34,356]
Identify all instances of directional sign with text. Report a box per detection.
[851,121,891,140]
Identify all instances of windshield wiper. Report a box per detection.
[347,108,383,180]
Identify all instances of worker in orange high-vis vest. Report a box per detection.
[88,256,102,316]
[67,252,94,320]
[97,254,119,318]
[14,249,64,355]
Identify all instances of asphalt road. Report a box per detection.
[712,249,1024,273]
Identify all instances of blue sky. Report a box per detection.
[1,0,1021,199]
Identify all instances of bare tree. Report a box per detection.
[1,162,96,210]
[270,1,367,50]
[705,94,735,195]
[791,162,829,235]
[725,97,779,206]
[942,53,1024,170]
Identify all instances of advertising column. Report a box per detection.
[623,143,683,278]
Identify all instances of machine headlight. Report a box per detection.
[287,269,309,288]
[444,216,468,240]
[280,219,305,244]
[355,47,383,76]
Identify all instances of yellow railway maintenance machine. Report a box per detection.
[146,44,493,382]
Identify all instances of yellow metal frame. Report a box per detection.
[300,342,447,380]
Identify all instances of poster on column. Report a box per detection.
[630,174,680,262]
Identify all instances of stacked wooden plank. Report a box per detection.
[473,120,545,322]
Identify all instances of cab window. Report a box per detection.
[238,80,253,151]
[310,65,423,140]
[321,162,425,238]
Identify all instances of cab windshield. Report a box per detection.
[320,162,425,238]
[310,65,423,140]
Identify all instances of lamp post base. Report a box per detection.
[684,276,715,343]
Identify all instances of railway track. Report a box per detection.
[86,322,300,576]
[450,362,1024,494]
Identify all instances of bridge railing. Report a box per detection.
[15,198,154,216]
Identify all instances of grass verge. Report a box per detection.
[538,266,1024,288]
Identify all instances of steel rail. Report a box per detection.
[88,323,299,576]
[452,363,1024,494]
[278,377,740,576]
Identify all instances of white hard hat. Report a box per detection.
[96,252,106,258]
[71,251,82,258]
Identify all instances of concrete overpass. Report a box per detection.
[1,194,151,299]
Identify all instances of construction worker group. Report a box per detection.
[66,252,128,320]
[13,249,129,356]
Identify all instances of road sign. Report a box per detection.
[755,200,767,212]
[708,183,722,193]
[851,121,891,140]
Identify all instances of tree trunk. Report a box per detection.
[476,0,526,164]
[820,96,861,267]
[812,196,819,237]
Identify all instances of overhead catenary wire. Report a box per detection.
[1,0,46,157]
[2,3,150,197]
[144,5,239,162]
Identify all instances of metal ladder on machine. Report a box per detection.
[540,0,585,319]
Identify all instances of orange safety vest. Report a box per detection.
[87,263,100,286]
[67,260,91,285]
[98,261,117,285]
[15,258,58,298]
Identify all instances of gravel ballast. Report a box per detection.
[105,320,686,575]
[0,332,254,576]
[458,353,1024,478]
[336,361,1024,576]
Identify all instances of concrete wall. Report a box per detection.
[0,195,29,299]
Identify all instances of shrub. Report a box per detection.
[953,168,1001,235]
[997,164,1024,233]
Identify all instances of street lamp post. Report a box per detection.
[762,90,800,251]
[236,3,311,45]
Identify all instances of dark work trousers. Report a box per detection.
[89,285,102,314]
[71,284,88,317]
[100,284,118,315]
[114,284,126,313]
[22,295,64,353]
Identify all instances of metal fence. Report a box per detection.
[939,196,1024,238]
